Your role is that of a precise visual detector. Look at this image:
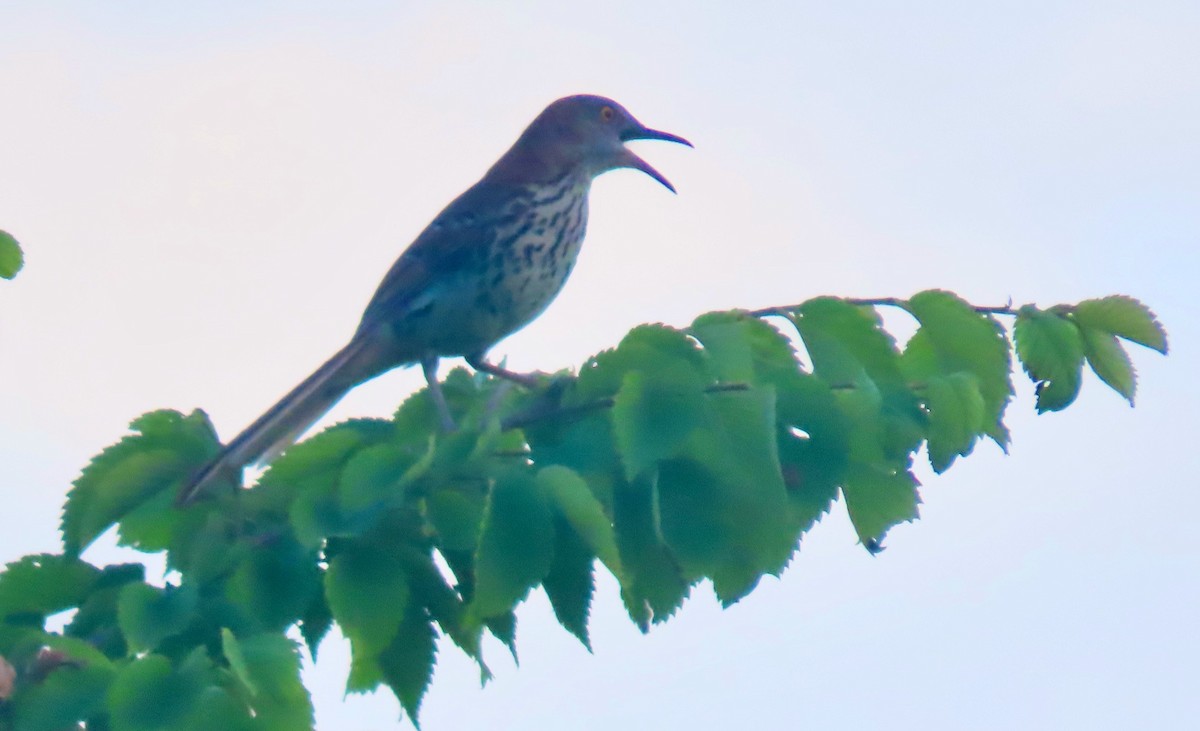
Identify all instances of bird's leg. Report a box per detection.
[421,357,457,432]
[466,354,540,388]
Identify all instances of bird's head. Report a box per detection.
[515,94,692,192]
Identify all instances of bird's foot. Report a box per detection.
[466,357,542,388]
[422,358,458,432]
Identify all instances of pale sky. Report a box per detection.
[2,2,1197,729]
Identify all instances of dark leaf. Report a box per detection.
[470,468,554,620]
[541,517,596,650]
[116,582,198,652]
[378,605,437,727]
[1014,307,1085,412]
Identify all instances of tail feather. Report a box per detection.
[177,337,384,505]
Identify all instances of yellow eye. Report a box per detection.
[600,106,615,122]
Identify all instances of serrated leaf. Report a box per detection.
[1014,307,1085,412]
[0,230,23,279]
[9,659,113,731]
[612,476,690,630]
[841,463,921,549]
[325,542,410,658]
[574,324,706,401]
[541,516,596,649]
[794,298,906,388]
[338,442,413,515]
[62,410,219,555]
[64,564,145,658]
[256,418,394,509]
[793,299,925,459]
[1074,295,1168,354]
[180,687,256,731]
[612,369,707,480]
[1080,326,1137,404]
[227,633,313,730]
[659,388,794,605]
[106,653,208,731]
[775,375,849,536]
[297,588,333,661]
[537,466,621,577]
[470,469,554,620]
[399,549,485,674]
[0,554,99,618]
[426,486,487,552]
[116,582,198,652]
[902,290,1013,447]
[525,413,620,514]
[225,533,320,632]
[689,312,803,391]
[378,605,437,727]
[221,628,256,696]
[484,611,518,662]
[923,372,987,473]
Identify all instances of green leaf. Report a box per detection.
[902,290,1013,447]
[689,312,804,395]
[525,412,620,512]
[659,388,794,605]
[793,298,906,389]
[297,589,333,661]
[399,549,485,675]
[256,418,394,515]
[65,563,145,658]
[116,582,198,652]
[1080,326,1137,404]
[62,410,219,554]
[325,542,410,657]
[612,369,706,480]
[223,633,313,730]
[793,299,925,459]
[426,486,487,552]
[1014,307,1085,412]
[1073,295,1168,354]
[775,376,849,535]
[0,554,99,618]
[541,516,596,649]
[106,653,208,731]
[378,605,437,727]
[574,324,707,401]
[180,687,256,731]
[338,442,413,515]
[841,463,921,549]
[470,469,554,620]
[0,230,22,279]
[9,658,114,731]
[225,533,320,632]
[484,611,518,661]
[923,373,987,473]
[537,466,621,577]
[612,476,690,630]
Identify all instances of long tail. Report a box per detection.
[177,336,385,505]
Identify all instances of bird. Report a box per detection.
[177,94,691,506]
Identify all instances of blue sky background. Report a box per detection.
[1,2,1197,728]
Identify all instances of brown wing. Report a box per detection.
[355,178,534,336]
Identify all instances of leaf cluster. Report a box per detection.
[0,291,1167,729]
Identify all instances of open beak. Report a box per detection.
[619,125,693,193]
